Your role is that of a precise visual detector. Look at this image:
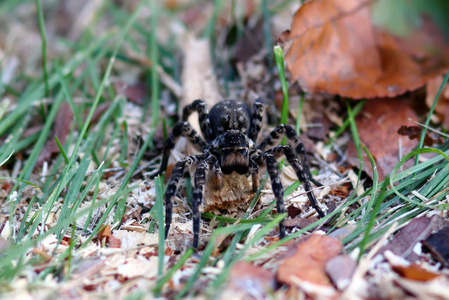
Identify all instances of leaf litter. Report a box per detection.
[1,1,449,299]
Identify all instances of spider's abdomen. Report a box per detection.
[209,100,251,136]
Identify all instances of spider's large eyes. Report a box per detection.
[221,149,249,175]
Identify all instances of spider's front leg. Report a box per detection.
[164,154,206,238]
[151,122,206,178]
[182,99,214,142]
[259,124,322,187]
[254,152,286,239]
[248,97,269,141]
[267,145,325,218]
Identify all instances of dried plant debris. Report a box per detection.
[222,261,276,299]
[378,216,446,262]
[422,226,449,268]
[397,125,445,146]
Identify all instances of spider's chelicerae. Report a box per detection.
[152,98,325,249]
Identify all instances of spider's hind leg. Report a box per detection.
[267,145,325,218]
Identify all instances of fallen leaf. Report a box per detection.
[109,236,121,248]
[347,98,418,180]
[31,248,53,264]
[98,224,111,245]
[329,186,350,198]
[328,225,357,242]
[277,234,342,287]
[116,256,159,279]
[397,126,444,147]
[378,216,445,262]
[306,116,331,141]
[325,254,357,290]
[89,102,111,125]
[287,205,301,218]
[223,261,276,298]
[284,216,319,229]
[426,75,449,129]
[230,18,264,64]
[283,0,449,99]
[392,264,441,282]
[422,226,449,268]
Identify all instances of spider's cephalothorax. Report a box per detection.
[151,98,325,249]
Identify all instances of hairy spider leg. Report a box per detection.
[254,152,286,239]
[266,145,325,217]
[258,124,323,187]
[151,122,207,178]
[164,154,207,238]
[192,157,216,249]
[247,97,269,142]
[182,99,214,142]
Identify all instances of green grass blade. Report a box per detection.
[155,176,165,285]
[273,45,289,127]
[35,0,50,98]
[414,70,449,165]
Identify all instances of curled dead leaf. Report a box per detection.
[98,224,111,245]
[283,0,449,99]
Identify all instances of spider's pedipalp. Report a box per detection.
[211,160,223,189]
[164,154,207,238]
[248,97,269,142]
[151,122,207,178]
[267,145,325,217]
[250,159,260,192]
[255,152,286,239]
[182,99,214,142]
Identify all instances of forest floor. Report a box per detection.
[1,1,449,299]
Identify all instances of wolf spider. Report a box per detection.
[152,98,325,249]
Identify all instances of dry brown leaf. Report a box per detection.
[277,234,342,287]
[283,0,449,99]
[284,216,319,229]
[347,98,418,180]
[98,224,111,245]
